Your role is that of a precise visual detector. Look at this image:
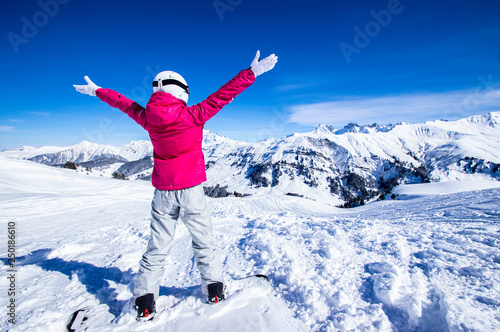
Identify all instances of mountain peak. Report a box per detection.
[334,122,397,135]
[461,111,500,128]
[313,124,336,135]
[203,130,240,144]
[72,140,101,150]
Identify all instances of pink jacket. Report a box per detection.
[96,68,255,190]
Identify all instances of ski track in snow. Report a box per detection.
[1,158,500,331]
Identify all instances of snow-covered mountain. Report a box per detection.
[200,112,500,205]
[3,112,499,206]
[25,140,153,166]
[1,144,69,160]
[117,140,153,161]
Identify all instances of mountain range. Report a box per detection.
[3,112,499,206]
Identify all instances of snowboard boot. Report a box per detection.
[207,282,225,304]
[134,293,156,321]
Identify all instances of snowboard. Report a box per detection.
[66,307,90,332]
[65,275,270,331]
[238,274,269,281]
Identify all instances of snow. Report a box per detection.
[1,157,500,331]
[393,180,500,199]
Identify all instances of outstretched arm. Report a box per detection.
[73,76,147,129]
[187,50,278,124]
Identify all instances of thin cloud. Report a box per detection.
[29,111,51,116]
[275,84,311,92]
[288,88,500,127]
[0,126,15,132]
[9,119,26,123]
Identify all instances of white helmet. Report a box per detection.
[152,71,189,103]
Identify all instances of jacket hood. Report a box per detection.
[146,92,187,128]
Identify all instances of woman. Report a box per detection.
[73,50,278,321]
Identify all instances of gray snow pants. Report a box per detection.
[133,184,223,300]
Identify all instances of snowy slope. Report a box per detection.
[1,157,499,331]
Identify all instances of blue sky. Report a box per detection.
[1,0,499,149]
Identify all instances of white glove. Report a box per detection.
[73,76,102,96]
[250,50,278,77]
